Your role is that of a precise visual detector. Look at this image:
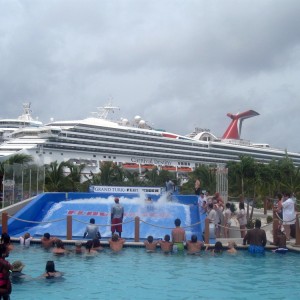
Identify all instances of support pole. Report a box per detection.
[204,218,210,244]
[295,213,300,247]
[134,216,140,242]
[272,208,279,245]
[1,213,8,234]
[66,215,72,240]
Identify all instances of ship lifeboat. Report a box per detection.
[141,164,156,170]
[177,167,193,173]
[161,165,177,172]
[122,163,140,170]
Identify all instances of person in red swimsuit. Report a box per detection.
[0,244,12,300]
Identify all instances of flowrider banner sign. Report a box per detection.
[89,185,162,195]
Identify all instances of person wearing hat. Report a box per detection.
[11,261,26,283]
[111,197,124,237]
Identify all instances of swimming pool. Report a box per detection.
[7,244,300,300]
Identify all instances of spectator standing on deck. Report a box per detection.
[243,219,266,254]
[83,218,101,240]
[224,203,232,238]
[237,202,247,238]
[194,178,201,195]
[282,192,296,241]
[111,197,124,238]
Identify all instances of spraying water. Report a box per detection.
[30,194,193,240]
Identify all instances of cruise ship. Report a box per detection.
[0,103,42,143]
[0,104,299,173]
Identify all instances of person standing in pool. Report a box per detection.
[0,244,12,300]
[111,197,124,238]
[41,233,57,249]
[157,235,173,253]
[171,218,186,252]
[109,234,126,252]
[186,235,204,255]
[243,219,266,254]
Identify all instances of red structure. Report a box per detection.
[222,110,259,140]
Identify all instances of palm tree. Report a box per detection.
[44,161,68,192]
[64,163,86,192]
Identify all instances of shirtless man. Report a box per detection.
[157,235,173,253]
[144,236,158,252]
[109,234,125,252]
[41,233,57,249]
[171,218,186,251]
[186,235,204,255]
[243,219,266,254]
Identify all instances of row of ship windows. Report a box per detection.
[43,144,242,163]
[50,137,207,155]
[68,129,206,148]
[45,142,300,165]
[47,138,289,163]
[45,141,222,160]
[35,149,191,166]
[212,144,296,159]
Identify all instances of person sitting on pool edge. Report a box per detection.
[109,234,125,252]
[83,218,101,240]
[186,234,204,255]
[243,219,266,254]
[171,218,186,252]
[144,235,158,252]
[157,234,173,253]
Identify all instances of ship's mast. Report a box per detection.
[94,101,120,119]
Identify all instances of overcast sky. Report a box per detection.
[0,0,299,153]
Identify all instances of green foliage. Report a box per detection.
[267,215,273,224]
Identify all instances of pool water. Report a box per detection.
[8,244,300,300]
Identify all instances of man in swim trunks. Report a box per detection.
[171,218,186,251]
[111,197,124,237]
[243,219,266,254]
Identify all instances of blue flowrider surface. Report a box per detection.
[3,193,202,240]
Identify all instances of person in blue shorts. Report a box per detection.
[243,219,266,254]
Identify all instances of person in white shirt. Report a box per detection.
[282,192,296,240]
[19,232,33,247]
